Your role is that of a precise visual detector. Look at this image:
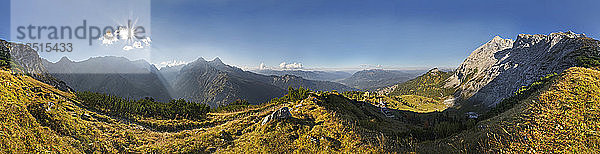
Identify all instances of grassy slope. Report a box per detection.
[0,70,80,152]
[390,95,451,112]
[141,93,417,153]
[0,69,409,153]
[3,67,598,153]
[341,69,454,113]
[417,67,600,153]
[383,69,454,112]
[0,70,179,153]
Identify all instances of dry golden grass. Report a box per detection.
[0,70,81,153]
[1,72,389,153]
[392,95,450,113]
[3,67,599,153]
[487,67,600,152]
[139,93,396,153]
[359,94,450,113]
[417,67,600,153]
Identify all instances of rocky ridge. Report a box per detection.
[0,39,72,92]
[446,31,591,107]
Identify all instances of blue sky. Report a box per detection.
[3,0,600,70]
[0,0,7,40]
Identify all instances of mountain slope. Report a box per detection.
[0,70,80,152]
[158,64,185,87]
[0,69,405,153]
[0,69,163,153]
[446,32,597,108]
[42,56,172,102]
[4,65,599,153]
[340,69,421,90]
[389,68,454,101]
[381,68,456,112]
[0,39,72,92]
[173,58,286,107]
[419,67,600,153]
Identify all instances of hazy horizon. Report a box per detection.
[42,55,446,73]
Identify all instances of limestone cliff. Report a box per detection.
[446,32,594,107]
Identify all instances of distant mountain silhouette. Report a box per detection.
[42,56,172,102]
[254,69,351,81]
[340,69,423,90]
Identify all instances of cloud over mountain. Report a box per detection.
[157,60,188,68]
[279,62,303,69]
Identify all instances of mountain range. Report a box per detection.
[169,58,355,107]
[41,56,356,107]
[42,56,173,102]
[255,68,428,90]
[339,69,423,90]
[254,69,352,81]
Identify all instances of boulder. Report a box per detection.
[261,107,292,125]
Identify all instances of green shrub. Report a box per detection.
[76,91,210,120]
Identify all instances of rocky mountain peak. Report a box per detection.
[550,31,585,38]
[57,56,72,63]
[446,32,591,108]
[211,57,222,63]
[446,35,514,87]
[427,68,440,76]
[209,57,226,66]
[429,68,439,73]
[195,57,207,62]
[491,35,504,41]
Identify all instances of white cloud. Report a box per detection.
[133,41,143,48]
[142,37,152,46]
[157,60,188,68]
[116,27,134,41]
[99,31,118,45]
[279,62,303,69]
[360,64,384,69]
[99,25,152,51]
[122,45,134,51]
[259,62,268,70]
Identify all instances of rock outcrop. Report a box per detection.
[261,107,292,125]
[446,31,593,107]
